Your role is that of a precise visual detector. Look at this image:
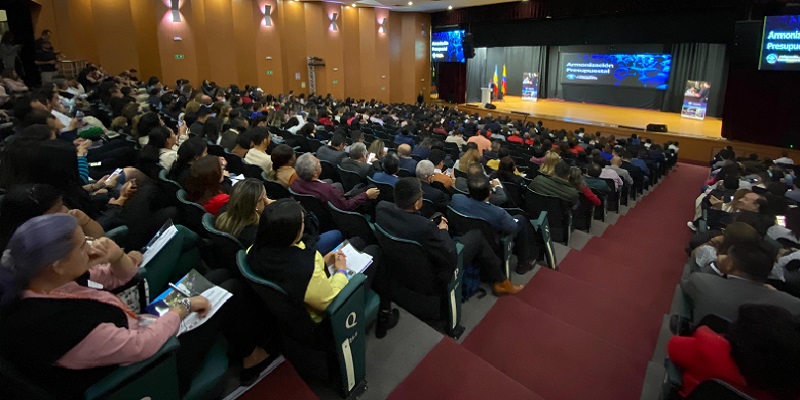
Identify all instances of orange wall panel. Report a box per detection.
[32,0,430,100]
[90,0,140,75]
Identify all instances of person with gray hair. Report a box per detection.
[341,142,370,178]
[0,214,278,396]
[291,153,379,211]
[416,160,449,214]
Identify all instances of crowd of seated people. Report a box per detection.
[665,145,800,398]
[0,65,692,398]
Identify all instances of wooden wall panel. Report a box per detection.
[90,0,139,75]
[32,0,430,101]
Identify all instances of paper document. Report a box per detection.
[139,220,178,269]
[327,240,373,278]
[146,269,232,336]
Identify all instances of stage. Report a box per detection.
[459,96,722,139]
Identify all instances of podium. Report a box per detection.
[480,88,492,106]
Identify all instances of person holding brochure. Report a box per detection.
[247,198,400,338]
[0,214,276,398]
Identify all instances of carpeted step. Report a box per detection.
[517,267,662,360]
[388,337,545,400]
[462,297,648,400]
[237,360,317,400]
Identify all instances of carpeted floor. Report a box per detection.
[240,163,709,399]
[388,163,709,400]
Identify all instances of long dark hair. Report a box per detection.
[186,155,222,204]
[253,198,303,248]
[169,137,207,181]
[139,126,172,165]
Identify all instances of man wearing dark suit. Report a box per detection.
[450,174,539,274]
[416,160,449,214]
[291,153,379,211]
[375,178,522,295]
[397,144,418,172]
[315,133,348,166]
[340,142,370,179]
[681,240,800,324]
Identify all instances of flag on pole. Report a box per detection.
[492,65,499,97]
[501,64,507,96]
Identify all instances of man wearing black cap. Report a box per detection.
[376,178,523,296]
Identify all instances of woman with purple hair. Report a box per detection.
[0,214,274,398]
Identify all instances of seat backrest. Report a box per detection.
[236,251,319,341]
[289,189,337,232]
[319,160,340,182]
[201,213,245,273]
[241,162,265,179]
[328,202,376,245]
[175,189,208,234]
[420,199,437,218]
[368,177,395,203]
[158,169,182,201]
[525,188,571,243]
[453,168,468,179]
[446,206,501,249]
[499,181,524,208]
[397,168,414,178]
[263,179,292,199]
[338,166,365,193]
[374,224,439,295]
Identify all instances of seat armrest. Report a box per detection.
[327,274,367,315]
[84,337,180,400]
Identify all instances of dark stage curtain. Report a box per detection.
[437,63,467,104]
[465,46,547,103]
[661,43,728,118]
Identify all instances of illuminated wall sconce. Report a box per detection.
[378,18,387,33]
[329,13,339,31]
[263,5,272,27]
[171,0,181,22]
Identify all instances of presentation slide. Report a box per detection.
[681,80,711,120]
[759,15,800,71]
[431,30,465,63]
[522,72,539,101]
[560,53,672,90]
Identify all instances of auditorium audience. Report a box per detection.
[291,153,379,211]
[0,214,274,398]
[376,178,523,295]
[529,161,579,207]
[0,66,702,397]
[247,198,399,337]
[216,178,273,247]
[186,155,230,216]
[267,143,298,188]
[668,304,800,399]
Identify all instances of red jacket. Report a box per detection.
[668,326,774,399]
[203,193,230,216]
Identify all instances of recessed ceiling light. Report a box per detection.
[408,1,413,5]
[448,5,452,9]
[351,3,356,6]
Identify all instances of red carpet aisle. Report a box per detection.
[390,163,709,400]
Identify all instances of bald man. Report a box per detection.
[397,144,418,172]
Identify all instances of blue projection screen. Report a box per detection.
[431,30,465,63]
[759,15,800,71]
[560,53,672,90]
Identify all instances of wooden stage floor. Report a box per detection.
[460,96,722,139]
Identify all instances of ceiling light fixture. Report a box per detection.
[351,3,356,6]
[408,1,413,5]
[448,5,452,9]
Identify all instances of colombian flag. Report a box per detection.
[492,66,499,97]
[501,64,507,96]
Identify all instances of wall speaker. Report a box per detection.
[646,123,668,132]
[463,33,475,59]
